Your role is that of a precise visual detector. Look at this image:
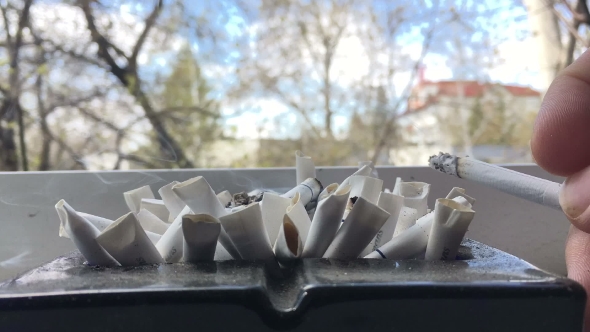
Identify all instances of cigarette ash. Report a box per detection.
[54,151,477,269]
[428,152,459,177]
[230,191,264,208]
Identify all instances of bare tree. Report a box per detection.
[0,0,34,171]
[524,0,590,89]
[76,0,194,168]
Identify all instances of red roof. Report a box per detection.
[404,80,540,116]
[416,80,539,97]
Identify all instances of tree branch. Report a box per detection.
[371,27,435,163]
[551,3,590,47]
[77,0,130,84]
[129,0,163,69]
[40,125,87,170]
[0,3,12,48]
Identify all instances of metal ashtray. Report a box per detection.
[0,239,585,332]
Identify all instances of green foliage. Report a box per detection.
[136,45,222,168]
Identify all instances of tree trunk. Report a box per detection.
[523,0,562,92]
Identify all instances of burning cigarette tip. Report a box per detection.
[428,152,459,177]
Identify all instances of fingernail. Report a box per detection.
[560,165,590,220]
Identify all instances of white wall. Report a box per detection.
[0,166,568,281]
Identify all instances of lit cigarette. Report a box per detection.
[158,181,185,222]
[139,198,169,223]
[425,198,475,261]
[136,208,170,235]
[364,194,473,260]
[96,212,165,266]
[392,206,418,237]
[281,177,323,208]
[182,214,221,263]
[399,182,431,218]
[273,215,303,262]
[295,150,316,186]
[218,202,274,261]
[323,197,390,259]
[55,200,119,266]
[302,184,351,258]
[429,152,561,211]
[123,185,155,214]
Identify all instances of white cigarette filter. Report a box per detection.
[318,183,339,202]
[399,182,431,217]
[172,177,227,217]
[61,212,110,237]
[302,184,351,258]
[445,187,476,206]
[140,198,169,223]
[96,212,164,266]
[358,161,379,178]
[55,200,119,266]
[155,205,192,262]
[364,195,473,260]
[392,177,402,195]
[123,185,155,214]
[218,203,275,261]
[286,193,312,245]
[136,208,170,235]
[281,178,323,207]
[78,212,161,244]
[274,214,303,262]
[260,192,293,246]
[425,199,475,261]
[336,165,373,193]
[295,150,316,186]
[172,177,240,259]
[216,190,233,208]
[182,214,221,263]
[349,175,384,204]
[342,195,358,220]
[392,206,418,237]
[214,242,233,260]
[323,197,390,259]
[361,192,405,257]
[158,181,185,222]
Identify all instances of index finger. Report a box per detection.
[531,49,590,177]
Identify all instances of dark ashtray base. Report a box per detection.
[0,239,585,332]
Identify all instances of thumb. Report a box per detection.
[560,165,590,233]
[565,224,590,329]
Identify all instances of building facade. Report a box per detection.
[392,80,541,165]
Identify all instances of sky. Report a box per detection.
[26,0,543,143]
[217,1,542,140]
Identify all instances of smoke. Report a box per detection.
[0,251,31,268]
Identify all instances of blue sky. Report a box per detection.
[122,0,539,139]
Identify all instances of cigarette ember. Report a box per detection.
[54,152,478,267]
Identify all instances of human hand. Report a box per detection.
[531,48,590,329]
